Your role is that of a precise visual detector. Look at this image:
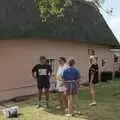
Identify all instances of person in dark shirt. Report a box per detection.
[32,56,52,108]
[89,56,99,106]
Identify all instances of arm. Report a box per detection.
[61,70,66,86]
[56,68,60,80]
[48,65,52,78]
[76,80,80,88]
[32,65,37,79]
[56,67,63,81]
[75,69,81,88]
[90,70,95,84]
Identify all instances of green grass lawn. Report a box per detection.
[0,79,120,120]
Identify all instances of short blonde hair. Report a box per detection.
[68,58,76,66]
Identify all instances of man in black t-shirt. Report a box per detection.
[32,56,52,108]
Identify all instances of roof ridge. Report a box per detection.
[73,0,99,11]
[0,0,118,47]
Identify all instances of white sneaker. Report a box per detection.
[65,114,72,117]
[73,110,81,114]
[56,106,61,109]
[39,107,45,111]
[89,101,97,106]
[43,104,48,109]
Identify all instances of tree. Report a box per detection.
[34,0,108,22]
[35,0,72,22]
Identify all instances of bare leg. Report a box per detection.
[56,92,64,109]
[59,93,67,107]
[37,89,42,108]
[38,89,42,101]
[67,95,72,114]
[59,92,63,105]
[89,83,96,105]
[63,94,67,108]
[44,88,49,106]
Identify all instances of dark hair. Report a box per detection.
[40,56,46,61]
[59,57,66,63]
[68,58,76,66]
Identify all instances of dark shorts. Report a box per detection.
[37,79,50,90]
[89,72,99,84]
[64,82,78,95]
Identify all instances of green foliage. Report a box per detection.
[34,0,72,22]
[34,0,105,22]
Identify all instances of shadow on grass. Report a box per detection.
[16,93,89,119]
[45,107,88,120]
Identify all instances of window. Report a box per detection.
[47,59,56,71]
[101,59,105,67]
[114,55,118,63]
[88,49,95,56]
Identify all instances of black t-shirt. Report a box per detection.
[32,64,52,81]
[89,64,99,81]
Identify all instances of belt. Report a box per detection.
[64,80,76,83]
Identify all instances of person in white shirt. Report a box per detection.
[56,57,69,109]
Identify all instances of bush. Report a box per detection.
[101,71,113,82]
[114,71,120,78]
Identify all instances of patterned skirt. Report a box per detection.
[64,81,78,95]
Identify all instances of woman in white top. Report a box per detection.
[56,57,69,109]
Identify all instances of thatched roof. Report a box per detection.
[0,0,119,47]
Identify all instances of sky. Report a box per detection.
[100,0,120,43]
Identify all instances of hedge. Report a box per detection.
[114,71,120,78]
[101,71,113,82]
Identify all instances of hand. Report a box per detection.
[76,83,80,88]
[32,74,36,79]
[60,83,64,87]
[32,72,37,79]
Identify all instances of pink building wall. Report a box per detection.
[0,39,114,101]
